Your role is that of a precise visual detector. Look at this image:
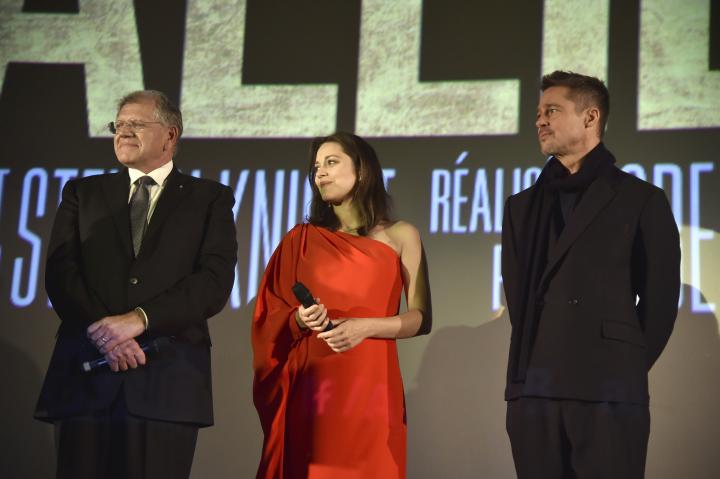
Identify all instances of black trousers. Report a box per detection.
[506,397,650,479]
[54,389,199,479]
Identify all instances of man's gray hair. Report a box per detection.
[117,90,183,138]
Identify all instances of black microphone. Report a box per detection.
[292,282,334,332]
[81,337,171,372]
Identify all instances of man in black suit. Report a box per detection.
[35,90,237,478]
[501,71,680,478]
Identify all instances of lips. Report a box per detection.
[538,130,552,141]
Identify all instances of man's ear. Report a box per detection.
[585,107,600,131]
[165,126,179,152]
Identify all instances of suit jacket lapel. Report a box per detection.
[103,169,133,258]
[538,177,616,288]
[138,168,191,258]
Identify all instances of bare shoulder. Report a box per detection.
[384,220,420,242]
[383,220,422,255]
[366,220,420,256]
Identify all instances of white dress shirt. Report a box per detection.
[126,160,173,329]
[127,160,174,222]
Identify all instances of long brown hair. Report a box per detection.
[306,132,392,235]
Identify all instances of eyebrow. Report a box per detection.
[320,154,340,161]
[115,117,155,122]
[537,103,562,112]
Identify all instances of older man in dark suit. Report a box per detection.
[35,90,237,478]
[502,71,680,478]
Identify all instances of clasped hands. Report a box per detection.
[296,301,367,353]
[87,310,146,372]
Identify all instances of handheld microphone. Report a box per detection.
[292,282,334,332]
[81,337,170,372]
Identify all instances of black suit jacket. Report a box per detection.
[502,162,680,404]
[35,168,237,426]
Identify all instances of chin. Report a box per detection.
[321,196,340,205]
[322,194,352,207]
[116,157,136,167]
[539,143,555,157]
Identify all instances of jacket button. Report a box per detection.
[568,298,579,305]
[129,277,139,285]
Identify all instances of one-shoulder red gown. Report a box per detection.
[252,224,406,478]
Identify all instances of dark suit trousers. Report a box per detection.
[506,397,650,479]
[54,388,199,479]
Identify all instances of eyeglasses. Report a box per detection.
[107,120,164,134]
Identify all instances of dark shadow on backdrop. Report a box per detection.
[406,313,514,479]
[193,301,263,478]
[647,284,720,479]
[406,283,720,479]
[0,337,54,478]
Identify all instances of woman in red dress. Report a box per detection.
[252,132,432,478]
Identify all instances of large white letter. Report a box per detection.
[542,0,610,81]
[182,0,338,138]
[12,168,47,307]
[0,167,9,263]
[638,0,720,129]
[689,162,716,313]
[0,0,144,137]
[355,0,519,136]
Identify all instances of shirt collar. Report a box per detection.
[128,160,174,186]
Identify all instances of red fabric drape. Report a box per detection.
[252,224,406,478]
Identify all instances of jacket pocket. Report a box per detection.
[602,320,647,348]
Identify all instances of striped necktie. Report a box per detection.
[129,175,156,256]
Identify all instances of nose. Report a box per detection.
[535,114,547,129]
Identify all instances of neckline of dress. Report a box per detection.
[333,228,401,259]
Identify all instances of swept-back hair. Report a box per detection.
[117,90,183,155]
[117,90,183,136]
[306,132,392,235]
[541,70,610,138]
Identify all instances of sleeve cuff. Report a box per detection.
[134,307,149,330]
[288,307,310,341]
